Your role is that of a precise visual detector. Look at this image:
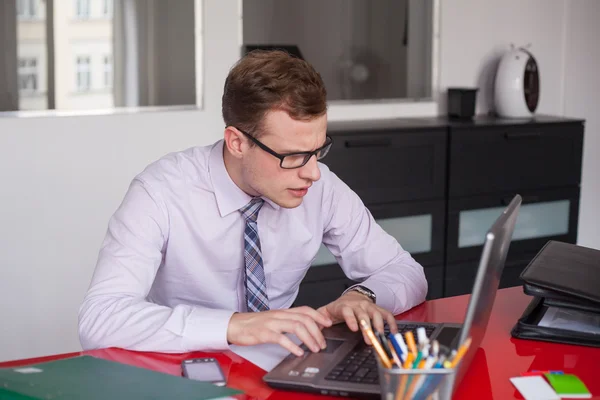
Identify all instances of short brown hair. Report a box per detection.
[222,50,327,137]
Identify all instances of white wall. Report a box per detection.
[0,1,239,362]
[437,0,600,249]
[562,0,600,250]
[0,0,599,362]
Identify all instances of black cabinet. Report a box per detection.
[324,124,447,203]
[446,188,580,264]
[295,115,585,306]
[444,115,584,297]
[448,121,583,197]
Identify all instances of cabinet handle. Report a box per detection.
[345,138,392,148]
[503,131,541,140]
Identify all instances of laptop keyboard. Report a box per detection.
[324,324,436,384]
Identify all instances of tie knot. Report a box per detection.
[239,197,264,223]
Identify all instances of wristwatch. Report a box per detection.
[343,285,376,303]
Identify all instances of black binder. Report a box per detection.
[511,240,600,347]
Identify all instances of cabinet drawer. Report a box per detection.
[313,200,445,268]
[446,188,579,264]
[324,129,447,203]
[449,123,583,197]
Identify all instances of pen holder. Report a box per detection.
[376,361,456,400]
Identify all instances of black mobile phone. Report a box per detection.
[181,357,226,386]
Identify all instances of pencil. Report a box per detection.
[359,320,393,369]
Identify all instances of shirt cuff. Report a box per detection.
[357,279,398,313]
[182,307,236,352]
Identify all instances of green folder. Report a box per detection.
[0,355,241,400]
[544,373,592,399]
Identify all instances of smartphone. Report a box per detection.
[181,357,226,386]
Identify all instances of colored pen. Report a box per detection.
[359,320,393,369]
[431,340,440,359]
[416,327,429,351]
[423,356,437,370]
[392,332,409,360]
[405,331,418,357]
[376,331,394,360]
[448,337,472,369]
[388,334,406,363]
[412,351,423,369]
[402,352,414,369]
[388,342,403,368]
[434,355,447,369]
[417,347,429,369]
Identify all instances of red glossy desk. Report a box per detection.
[2,287,599,399]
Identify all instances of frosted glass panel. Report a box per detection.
[312,214,432,267]
[313,243,338,266]
[379,215,432,254]
[459,200,570,248]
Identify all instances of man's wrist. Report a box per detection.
[342,285,376,303]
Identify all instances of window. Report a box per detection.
[103,55,112,88]
[3,0,201,113]
[75,0,90,19]
[18,58,38,92]
[242,0,434,102]
[102,0,113,18]
[76,56,91,91]
[17,0,37,19]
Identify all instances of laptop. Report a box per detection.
[263,194,522,398]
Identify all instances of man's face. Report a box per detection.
[241,110,328,208]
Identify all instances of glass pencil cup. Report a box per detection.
[376,360,457,400]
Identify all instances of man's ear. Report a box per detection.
[224,126,245,159]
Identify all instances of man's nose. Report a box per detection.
[298,155,321,182]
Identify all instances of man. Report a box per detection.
[79,50,427,357]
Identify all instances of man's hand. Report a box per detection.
[317,291,398,345]
[226,306,333,357]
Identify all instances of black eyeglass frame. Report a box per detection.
[237,128,333,169]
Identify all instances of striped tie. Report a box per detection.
[239,197,269,312]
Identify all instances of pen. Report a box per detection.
[423,356,437,370]
[392,333,409,360]
[412,351,423,369]
[431,340,440,359]
[417,347,429,369]
[388,342,403,368]
[359,320,393,369]
[448,337,472,369]
[376,331,394,360]
[404,331,418,358]
[416,327,429,351]
[402,352,414,369]
[434,355,446,369]
[388,334,406,363]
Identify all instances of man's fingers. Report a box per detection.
[385,311,398,334]
[289,306,333,327]
[341,306,359,332]
[352,309,374,345]
[273,312,326,349]
[274,332,305,357]
[272,320,322,353]
[370,309,386,335]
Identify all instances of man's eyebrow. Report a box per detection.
[278,138,328,154]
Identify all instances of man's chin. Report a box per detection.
[272,195,304,209]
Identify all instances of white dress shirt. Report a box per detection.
[78,140,428,353]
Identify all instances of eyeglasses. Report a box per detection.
[237,128,333,169]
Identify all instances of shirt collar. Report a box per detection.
[208,140,280,217]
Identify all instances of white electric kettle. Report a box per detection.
[494,45,540,118]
